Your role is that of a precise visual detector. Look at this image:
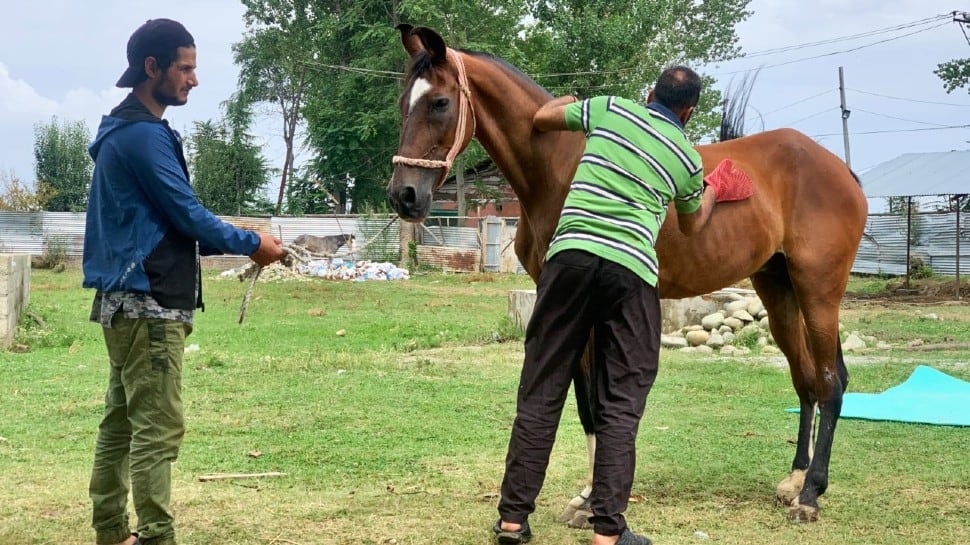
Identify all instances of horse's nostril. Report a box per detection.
[402,186,417,206]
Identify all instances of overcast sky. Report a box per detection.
[1,1,967,203]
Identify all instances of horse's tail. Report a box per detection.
[718,69,761,142]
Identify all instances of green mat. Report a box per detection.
[787,365,970,427]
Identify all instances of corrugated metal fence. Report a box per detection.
[0,212,400,263]
[855,212,969,276]
[2,211,966,276]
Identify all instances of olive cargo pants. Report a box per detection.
[90,315,190,545]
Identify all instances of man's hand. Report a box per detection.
[704,159,754,203]
[249,232,285,266]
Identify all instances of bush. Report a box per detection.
[35,235,69,270]
[909,257,934,280]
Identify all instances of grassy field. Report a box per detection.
[1,268,968,545]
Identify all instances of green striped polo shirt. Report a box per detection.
[547,96,704,286]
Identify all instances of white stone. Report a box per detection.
[701,312,725,331]
[686,330,711,346]
[724,300,749,314]
[723,317,744,331]
[694,345,714,354]
[761,345,782,355]
[747,298,765,316]
[842,333,866,352]
[759,317,770,330]
[722,331,736,344]
[661,335,688,348]
[732,309,755,322]
[706,332,725,348]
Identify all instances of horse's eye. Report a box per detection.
[432,97,450,112]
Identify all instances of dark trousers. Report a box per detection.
[498,250,661,536]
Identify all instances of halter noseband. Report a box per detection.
[392,48,476,183]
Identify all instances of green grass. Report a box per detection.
[2,269,968,545]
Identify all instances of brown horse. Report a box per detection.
[387,24,868,524]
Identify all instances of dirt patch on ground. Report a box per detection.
[844,277,970,304]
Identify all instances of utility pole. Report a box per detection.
[838,66,852,169]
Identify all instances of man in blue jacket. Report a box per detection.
[83,18,285,545]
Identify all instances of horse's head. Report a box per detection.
[388,24,475,222]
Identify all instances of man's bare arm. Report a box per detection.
[533,95,579,132]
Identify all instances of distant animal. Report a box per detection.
[291,233,355,255]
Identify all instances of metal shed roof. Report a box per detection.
[860,150,970,198]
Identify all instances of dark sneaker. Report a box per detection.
[493,519,533,544]
[616,528,652,545]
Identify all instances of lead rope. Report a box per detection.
[391,48,476,184]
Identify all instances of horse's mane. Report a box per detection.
[718,70,760,142]
[405,48,551,99]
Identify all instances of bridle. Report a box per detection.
[392,48,476,187]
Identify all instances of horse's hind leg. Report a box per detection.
[753,253,848,522]
[558,342,595,529]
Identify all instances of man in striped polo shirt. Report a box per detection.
[495,66,752,545]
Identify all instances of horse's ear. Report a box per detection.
[397,23,424,57]
[412,26,448,64]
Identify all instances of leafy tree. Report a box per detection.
[0,170,50,211]
[235,0,315,214]
[935,58,970,94]
[33,117,92,212]
[521,0,750,141]
[186,102,273,216]
[234,0,749,211]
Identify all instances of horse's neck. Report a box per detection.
[466,60,578,215]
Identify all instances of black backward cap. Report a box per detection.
[116,18,195,88]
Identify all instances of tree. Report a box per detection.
[0,170,50,211]
[521,0,750,141]
[186,102,273,216]
[234,1,749,211]
[234,0,314,215]
[33,117,92,212]
[935,58,970,94]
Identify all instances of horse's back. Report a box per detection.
[655,129,867,298]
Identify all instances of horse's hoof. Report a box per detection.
[775,470,806,507]
[788,498,820,523]
[558,495,592,529]
[564,509,592,529]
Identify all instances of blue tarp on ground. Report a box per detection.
[788,365,970,427]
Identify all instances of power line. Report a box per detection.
[713,22,951,76]
[742,15,950,58]
[761,88,835,116]
[847,88,970,107]
[851,108,953,127]
[783,107,839,126]
[811,124,970,137]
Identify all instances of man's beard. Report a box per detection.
[153,76,187,106]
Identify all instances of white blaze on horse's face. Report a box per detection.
[408,77,433,112]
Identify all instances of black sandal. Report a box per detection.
[493,519,533,544]
[616,528,652,545]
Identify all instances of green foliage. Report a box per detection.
[32,117,92,212]
[909,257,934,280]
[186,113,272,216]
[0,170,50,211]
[935,57,970,94]
[521,0,750,141]
[34,235,69,271]
[233,1,748,213]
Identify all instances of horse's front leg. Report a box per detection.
[558,434,595,528]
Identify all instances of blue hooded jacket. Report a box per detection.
[82,94,260,309]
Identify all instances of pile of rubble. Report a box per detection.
[217,258,410,283]
[661,291,893,356]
